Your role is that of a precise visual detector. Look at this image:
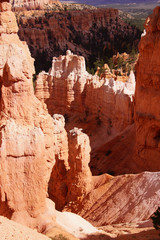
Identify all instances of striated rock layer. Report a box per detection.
[135,7,160,171]
[0,1,57,231]
[65,172,160,226]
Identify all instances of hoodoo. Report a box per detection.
[135,7,160,171]
[0,0,56,230]
[35,51,135,132]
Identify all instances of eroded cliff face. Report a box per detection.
[0,2,57,230]
[135,7,160,171]
[35,51,135,135]
[10,0,62,10]
[16,8,141,73]
[35,51,136,176]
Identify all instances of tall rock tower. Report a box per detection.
[135,7,160,171]
[0,0,57,231]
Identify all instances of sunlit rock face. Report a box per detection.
[0,2,56,231]
[35,51,135,133]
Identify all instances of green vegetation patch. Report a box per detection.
[50,234,69,240]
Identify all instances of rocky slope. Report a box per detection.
[135,6,160,171]
[16,8,141,73]
[65,171,160,226]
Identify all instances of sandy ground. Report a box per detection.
[0,216,50,240]
[46,210,100,239]
[0,215,159,240]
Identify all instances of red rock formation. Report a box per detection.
[35,50,87,116]
[35,51,136,178]
[112,52,129,66]
[0,2,56,231]
[135,7,160,171]
[67,128,92,203]
[17,8,141,72]
[35,51,135,133]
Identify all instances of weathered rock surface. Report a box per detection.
[135,6,160,171]
[67,128,92,203]
[10,0,62,10]
[49,126,93,211]
[65,172,160,227]
[17,8,141,72]
[35,51,136,176]
[0,2,56,230]
[35,51,135,134]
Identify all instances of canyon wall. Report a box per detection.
[1,2,160,232]
[16,8,141,72]
[135,6,160,171]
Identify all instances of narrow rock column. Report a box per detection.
[67,128,92,203]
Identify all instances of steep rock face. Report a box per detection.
[0,2,56,230]
[135,7,160,171]
[10,0,62,10]
[65,172,160,226]
[35,51,135,133]
[17,8,141,72]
